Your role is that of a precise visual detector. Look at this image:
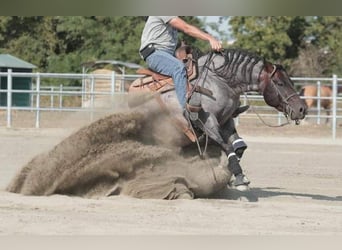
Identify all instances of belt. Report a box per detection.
[140,44,155,60]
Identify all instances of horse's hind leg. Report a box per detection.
[195,111,250,190]
[325,109,330,124]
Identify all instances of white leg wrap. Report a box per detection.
[232,138,244,146]
[228,152,236,160]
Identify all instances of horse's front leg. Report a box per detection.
[221,118,248,160]
[195,111,250,190]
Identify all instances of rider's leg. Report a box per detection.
[146,50,187,109]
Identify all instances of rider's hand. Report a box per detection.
[209,37,223,51]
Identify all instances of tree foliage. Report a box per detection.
[0,16,210,78]
[228,16,342,76]
[2,16,340,79]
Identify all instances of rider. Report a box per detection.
[139,16,222,111]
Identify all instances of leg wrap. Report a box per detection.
[227,153,243,176]
[232,138,247,159]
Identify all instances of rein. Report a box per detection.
[243,92,291,128]
[186,52,215,158]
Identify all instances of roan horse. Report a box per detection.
[129,48,308,191]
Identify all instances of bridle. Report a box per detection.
[268,65,298,109]
[246,64,300,127]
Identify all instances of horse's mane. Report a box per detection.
[191,46,205,61]
[211,48,265,86]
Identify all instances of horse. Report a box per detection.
[299,85,332,124]
[128,48,308,191]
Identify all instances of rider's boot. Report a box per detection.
[186,105,200,121]
[184,87,202,121]
[185,100,201,121]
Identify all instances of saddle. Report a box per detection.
[131,46,198,94]
[129,46,205,142]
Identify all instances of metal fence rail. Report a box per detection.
[0,69,341,139]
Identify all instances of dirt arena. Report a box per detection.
[0,108,342,235]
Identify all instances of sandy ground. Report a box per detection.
[0,111,342,235]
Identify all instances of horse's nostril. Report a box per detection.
[299,106,308,115]
[299,107,307,114]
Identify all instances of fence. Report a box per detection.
[0,69,341,139]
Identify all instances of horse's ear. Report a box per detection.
[275,64,284,70]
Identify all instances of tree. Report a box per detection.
[51,16,146,73]
[0,16,147,75]
[229,17,307,67]
[291,44,330,77]
[305,16,342,75]
[0,16,58,69]
[228,16,342,76]
[0,16,209,79]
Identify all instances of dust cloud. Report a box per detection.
[6,96,231,199]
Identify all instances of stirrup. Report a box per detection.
[185,103,201,121]
[186,103,201,113]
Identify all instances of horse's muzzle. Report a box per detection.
[287,102,307,121]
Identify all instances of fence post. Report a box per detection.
[111,71,115,94]
[59,84,63,109]
[35,73,41,128]
[30,84,34,110]
[332,75,337,140]
[316,81,321,125]
[121,69,125,92]
[90,75,95,121]
[6,69,12,128]
[50,87,54,108]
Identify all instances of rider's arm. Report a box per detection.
[168,17,222,51]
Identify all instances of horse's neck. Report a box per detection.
[202,51,264,93]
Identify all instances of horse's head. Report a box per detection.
[259,63,307,123]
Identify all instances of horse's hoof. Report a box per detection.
[235,184,250,192]
[231,174,250,191]
[176,192,193,200]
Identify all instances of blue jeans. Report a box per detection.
[146,50,187,108]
